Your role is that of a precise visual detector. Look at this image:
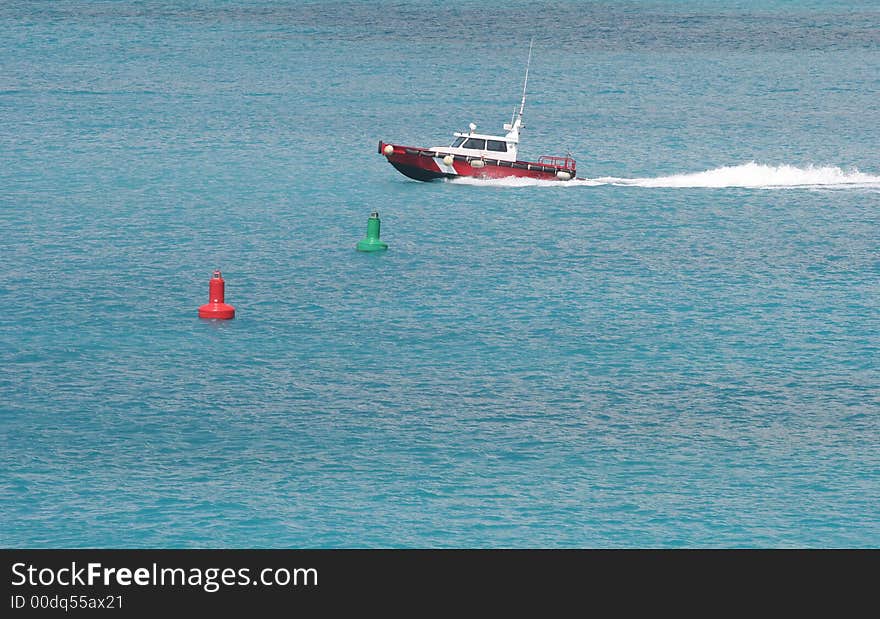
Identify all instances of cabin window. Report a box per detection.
[486,140,507,152]
[451,137,466,147]
[462,138,486,150]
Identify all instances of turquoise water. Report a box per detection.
[1,0,878,547]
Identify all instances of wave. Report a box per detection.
[447,162,880,189]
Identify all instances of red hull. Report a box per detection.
[378,141,576,182]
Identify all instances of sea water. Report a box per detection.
[1,0,878,548]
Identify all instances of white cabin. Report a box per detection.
[430,119,522,162]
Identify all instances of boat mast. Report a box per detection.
[506,38,533,147]
[517,37,533,128]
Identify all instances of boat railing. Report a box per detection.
[537,155,576,170]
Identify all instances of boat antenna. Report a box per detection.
[516,38,534,129]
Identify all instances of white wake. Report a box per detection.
[447,162,880,189]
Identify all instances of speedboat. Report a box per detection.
[377,42,577,182]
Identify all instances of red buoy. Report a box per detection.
[198,270,235,319]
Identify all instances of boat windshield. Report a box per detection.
[449,136,508,153]
[462,138,486,150]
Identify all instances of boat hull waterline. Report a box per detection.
[378,141,577,182]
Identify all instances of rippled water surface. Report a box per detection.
[1,0,878,547]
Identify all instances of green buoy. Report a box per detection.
[356,211,388,252]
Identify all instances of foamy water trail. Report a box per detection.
[448,162,880,189]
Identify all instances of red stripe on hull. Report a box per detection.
[450,161,562,181]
